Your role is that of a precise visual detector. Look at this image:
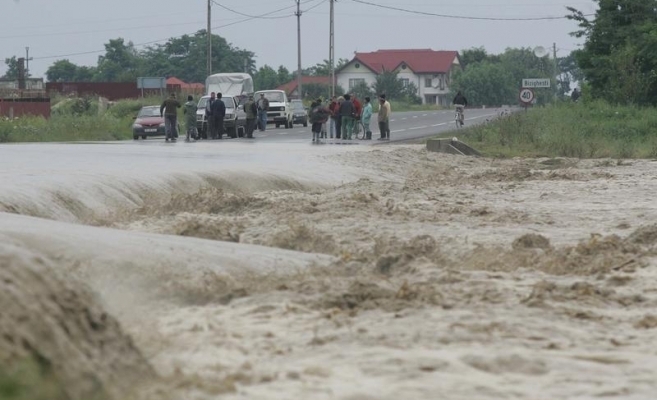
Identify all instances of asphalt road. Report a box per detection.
[245,107,502,144]
[148,108,503,146]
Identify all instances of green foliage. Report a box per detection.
[44,31,256,84]
[254,64,280,90]
[51,96,97,116]
[141,31,255,83]
[459,100,657,158]
[568,0,657,105]
[349,81,374,101]
[2,56,20,79]
[95,38,141,82]
[105,96,163,119]
[0,114,133,143]
[451,47,556,106]
[0,359,67,400]
[304,58,350,76]
[450,63,515,106]
[373,70,405,100]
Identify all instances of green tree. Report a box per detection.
[568,0,657,104]
[74,66,97,82]
[2,56,20,79]
[46,59,79,82]
[95,38,140,82]
[254,65,279,90]
[373,70,405,100]
[450,62,516,106]
[135,31,256,83]
[305,58,350,76]
[277,66,292,85]
[460,47,490,68]
[349,80,373,100]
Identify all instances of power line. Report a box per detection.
[0,19,215,40]
[32,3,302,61]
[211,0,316,19]
[303,0,328,13]
[350,0,594,21]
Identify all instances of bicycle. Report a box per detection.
[454,106,465,129]
[352,117,366,140]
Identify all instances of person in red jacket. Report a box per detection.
[352,94,362,119]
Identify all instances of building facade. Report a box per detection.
[336,49,461,106]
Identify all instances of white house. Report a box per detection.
[336,49,461,106]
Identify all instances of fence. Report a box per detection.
[0,97,51,119]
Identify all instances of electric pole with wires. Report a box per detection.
[207,0,212,77]
[296,0,303,100]
[329,0,335,98]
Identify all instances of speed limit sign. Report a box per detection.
[519,88,535,104]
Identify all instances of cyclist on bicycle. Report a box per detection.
[453,91,468,126]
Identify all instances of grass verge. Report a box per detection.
[449,100,657,159]
[0,96,168,143]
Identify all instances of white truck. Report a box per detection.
[198,73,253,138]
[205,73,254,97]
[254,89,293,129]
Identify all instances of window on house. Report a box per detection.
[400,78,410,87]
[425,78,432,88]
[349,78,365,88]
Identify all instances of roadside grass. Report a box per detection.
[448,100,657,159]
[0,358,68,400]
[0,96,168,143]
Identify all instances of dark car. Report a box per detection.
[132,106,165,140]
[291,100,308,127]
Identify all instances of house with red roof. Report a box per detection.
[336,49,461,105]
[166,77,204,95]
[276,76,335,99]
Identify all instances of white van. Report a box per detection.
[254,90,293,129]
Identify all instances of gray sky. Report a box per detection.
[1,0,596,80]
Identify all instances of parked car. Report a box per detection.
[291,100,308,127]
[254,90,293,129]
[132,106,165,140]
[195,95,245,138]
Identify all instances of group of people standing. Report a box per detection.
[162,91,395,144]
[308,93,392,142]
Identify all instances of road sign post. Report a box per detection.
[519,88,534,111]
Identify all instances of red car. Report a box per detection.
[132,106,166,140]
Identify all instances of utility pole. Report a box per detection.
[207,0,212,77]
[295,0,303,100]
[25,47,32,79]
[553,42,558,102]
[329,0,335,97]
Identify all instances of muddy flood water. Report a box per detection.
[2,143,657,399]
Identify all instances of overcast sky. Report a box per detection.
[1,0,596,80]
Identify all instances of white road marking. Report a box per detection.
[391,129,407,133]
[409,126,427,130]
[390,119,396,122]
[401,117,408,120]
[412,116,418,118]
[422,114,428,117]
[431,123,447,127]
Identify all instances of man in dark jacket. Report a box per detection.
[160,93,181,142]
[243,95,257,138]
[339,94,355,140]
[207,92,226,139]
[453,91,468,126]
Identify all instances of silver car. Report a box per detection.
[195,95,246,138]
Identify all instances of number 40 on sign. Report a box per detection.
[519,88,534,105]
